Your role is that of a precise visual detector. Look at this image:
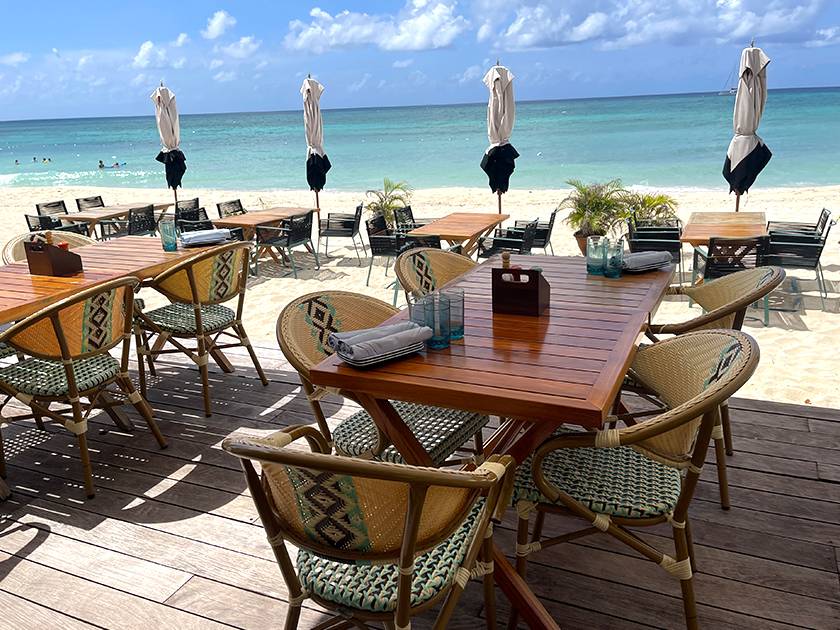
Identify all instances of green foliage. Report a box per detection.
[560,179,629,237]
[365,178,413,228]
[624,191,679,226]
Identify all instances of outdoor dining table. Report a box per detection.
[680,211,767,246]
[67,202,171,236]
[213,206,315,263]
[309,253,674,629]
[408,212,509,256]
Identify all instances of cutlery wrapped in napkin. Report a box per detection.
[180,229,232,246]
[622,250,673,271]
[328,321,432,366]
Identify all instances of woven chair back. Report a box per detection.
[393,205,416,231]
[127,205,156,235]
[57,222,90,236]
[154,241,250,305]
[703,236,768,280]
[351,203,364,232]
[175,206,209,224]
[395,248,476,298]
[175,198,200,211]
[223,429,497,563]
[286,211,315,246]
[397,233,442,254]
[3,231,95,264]
[36,200,68,216]
[26,214,61,232]
[178,218,214,233]
[0,276,137,360]
[683,266,784,330]
[816,208,831,235]
[217,199,246,218]
[629,329,758,467]
[519,220,539,253]
[366,215,398,257]
[75,196,104,210]
[277,291,398,378]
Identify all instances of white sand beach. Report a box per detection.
[2,184,838,409]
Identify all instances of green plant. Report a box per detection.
[365,178,413,228]
[560,179,629,238]
[624,191,679,226]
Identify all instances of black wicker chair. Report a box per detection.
[319,203,365,264]
[767,208,830,236]
[764,220,835,310]
[513,208,560,254]
[75,196,104,211]
[217,199,247,218]
[477,220,538,258]
[393,205,433,232]
[100,205,157,240]
[35,200,69,217]
[256,211,319,278]
[364,215,399,286]
[175,206,210,230]
[627,219,685,285]
[26,214,62,231]
[54,222,92,236]
[176,198,200,212]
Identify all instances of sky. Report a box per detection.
[0,0,839,120]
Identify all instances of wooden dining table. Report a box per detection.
[309,254,674,629]
[680,211,767,246]
[213,206,314,238]
[408,212,509,256]
[67,202,171,236]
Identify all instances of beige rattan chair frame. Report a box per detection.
[394,247,477,300]
[133,241,267,417]
[223,425,514,630]
[510,330,759,630]
[2,230,96,264]
[0,276,167,497]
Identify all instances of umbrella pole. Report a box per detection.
[497,191,502,214]
[315,190,321,220]
[735,192,740,212]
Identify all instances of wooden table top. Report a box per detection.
[680,211,767,246]
[409,212,509,241]
[70,203,170,223]
[310,255,674,428]
[213,207,314,229]
[0,236,204,325]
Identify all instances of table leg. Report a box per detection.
[354,394,434,467]
[100,392,136,431]
[493,544,559,630]
[208,344,235,374]
[0,478,10,500]
[462,224,500,257]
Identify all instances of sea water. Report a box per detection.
[1,88,837,191]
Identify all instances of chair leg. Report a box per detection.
[384,255,391,276]
[816,264,827,310]
[197,336,212,417]
[76,431,95,498]
[116,375,167,449]
[366,255,375,286]
[764,294,769,326]
[674,526,699,630]
[352,237,362,266]
[287,248,298,279]
[721,402,733,456]
[482,532,497,630]
[133,325,148,399]
[236,323,268,386]
[713,419,730,510]
[0,427,6,479]
[506,505,533,630]
[309,240,320,269]
[685,517,697,573]
[548,241,555,255]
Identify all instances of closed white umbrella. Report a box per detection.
[723,45,772,211]
[150,83,186,205]
[301,76,331,217]
[480,63,519,213]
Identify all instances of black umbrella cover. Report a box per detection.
[156,149,187,190]
[306,153,332,192]
[723,143,772,194]
[480,143,519,193]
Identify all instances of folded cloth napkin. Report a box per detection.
[622,250,673,270]
[181,229,232,245]
[329,321,432,362]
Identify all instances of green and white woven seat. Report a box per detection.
[512,444,682,519]
[0,342,16,360]
[0,355,120,398]
[297,501,483,612]
[332,401,489,465]
[138,302,236,334]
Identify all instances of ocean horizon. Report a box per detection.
[1,87,838,192]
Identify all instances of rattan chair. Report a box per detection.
[133,241,267,417]
[216,199,246,218]
[223,425,513,630]
[3,230,96,264]
[75,196,104,210]
[35,200,68,217]
[276,291,488,465]
[319,203,365,264]
[509,329,759,630]
[100,205,157,239]
[255,211,319,278]
[0,277,167,497]
[395,247,477,299]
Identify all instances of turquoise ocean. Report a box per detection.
[1,88,837,192]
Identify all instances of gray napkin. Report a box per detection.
[329,321,432,361]
[180,229,231,245]
[622,251,673,270]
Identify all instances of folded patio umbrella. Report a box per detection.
[151,84,186,204]
[481,64,519,213]
[301,76,331,217]
[723,45,772,211]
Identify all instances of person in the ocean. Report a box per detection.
[32,157,37,162]
[14,160,19,166]
[98,160,105,169]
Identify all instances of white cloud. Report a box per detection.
[392,58,414,68]
[220,36,261,58]
[0,52,29,67]
[255,60,268,70]
[213,70,236,82]
[348,72,372,92]
[131,73,147,86]
[202,10,236,40]
[132,40,167,68]
[77,54,93,69]
[209,58,224,69]
[173,33,190,47]
[172,57,187,69]
[806,25,840,46]
[51,48,60,57]
[285,1,469,53]
[456,64,482,84]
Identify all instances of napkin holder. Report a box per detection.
[24,241,83,277]
[492,267,550,316]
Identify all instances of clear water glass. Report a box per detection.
[604,238,624,278]
[159,219,178,252]
[441,288,464,340]
[586,236,607,275]
[409,294,450,350]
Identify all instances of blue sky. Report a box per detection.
[1,1,838,120]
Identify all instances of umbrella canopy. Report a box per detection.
[723,46,772,201]
[480,65,519,210]
[151,85,186,192]
[301,77,331,195]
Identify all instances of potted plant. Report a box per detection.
[365,178,413,228]
[624,191,679,227]
[560,179,629,254]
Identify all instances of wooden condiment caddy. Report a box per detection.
[24,232,83,277]
[491,252,550,316]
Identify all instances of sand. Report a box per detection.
[2,183,838,409]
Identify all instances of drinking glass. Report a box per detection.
[441,288,464,340]
[159,219,178,252]
[409,294,450,350]
[586,236,607,275]
[604,238,624,278]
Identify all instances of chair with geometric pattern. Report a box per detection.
[276,291,489,466]
[222,424,514,630]
[508,330,759,630]
[0,276,167,498]
[133,241,267,417]
[394,247,477,300]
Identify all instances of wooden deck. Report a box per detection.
[0,345,837,629]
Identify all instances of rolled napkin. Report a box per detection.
[329,321,432,362]
[180,228,232,245]
[622,250,673,270]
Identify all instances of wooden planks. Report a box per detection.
[680,211,767,246]
[408,212,509,255]
[213,207,314,234]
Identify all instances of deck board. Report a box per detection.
[0,345,838,629]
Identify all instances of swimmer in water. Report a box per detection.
[98,160,105,169]
[14,160,19,166]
